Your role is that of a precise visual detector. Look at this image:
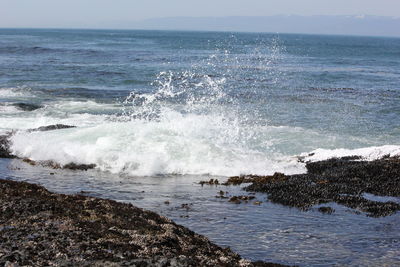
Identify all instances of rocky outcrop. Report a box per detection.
[22,158,96,171]
[0,179,287,267]
[0,133,14,159]
[12,103,43,111]
[224,157,400,217]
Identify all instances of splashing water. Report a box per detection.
[2,30,400,266]
[4,32,400,177]
[6,37,311,176]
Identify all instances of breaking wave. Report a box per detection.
[4,39,400,177]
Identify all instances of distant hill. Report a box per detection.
[119,15,400,37]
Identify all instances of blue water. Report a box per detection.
[1,29,399,142]
[0,29,399,266]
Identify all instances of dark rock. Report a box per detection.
[229,196,241,204]
[199,178,220,186]
[318,207,335,214]
[227,195,257,204]
[20,159,96,171]
[223,173,287,186]
[0,179,291,266]
[12,103,42,111]
[28,124,76,132]
[22,158,36,165]
[63,162,96,171]
[0,134,15,158]
[239,157,400,217]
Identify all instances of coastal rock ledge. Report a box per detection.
[0,179,286,267]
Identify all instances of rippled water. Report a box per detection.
[2,158,400,266]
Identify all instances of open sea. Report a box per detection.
[1,29,399,266]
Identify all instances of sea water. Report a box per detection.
[0,29,399,266]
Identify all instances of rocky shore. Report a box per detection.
[1,124,399,265]
[0,178,286,267]
[223,156,400,217]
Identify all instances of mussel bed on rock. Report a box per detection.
[225,157,400,217]
[0,179,288,267]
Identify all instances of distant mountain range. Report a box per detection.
[112,15,400,37]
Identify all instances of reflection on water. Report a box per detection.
[1,158,399,266]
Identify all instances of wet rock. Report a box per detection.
[242,157,400,217]
[0,134,15,158]
[228,195,256,204]
[28,124,76,132]
[63,162,96,171]
[0,179,288,266]
[223,173,286,186]
[318,207,335,214]
[20,159,96,171]
[229,196,241,204]
[22,158,36,166]
[12,103,42,111]
[199,178,220,186]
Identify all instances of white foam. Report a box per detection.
[3,68,398,177]
[0,105,22,114]
[0,87,32,98]
[47,100,121,114]
[0,112,110,131]
[0,99,120,132]
[301,145,400,162]
[9,108,306,176]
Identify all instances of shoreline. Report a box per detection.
[1,126,400,265]
[219,156,400,217]
[0,178,287,267]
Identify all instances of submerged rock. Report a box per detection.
[227,157,400,217]
[27,124,76,132]
[199,178,220,186]
[12,102,43,111]
[318,207,335,214]
[0,179,288,267]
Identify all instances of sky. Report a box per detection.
[1,0,400,29]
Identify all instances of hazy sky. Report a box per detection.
[1,0,400,28]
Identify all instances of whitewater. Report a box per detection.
[2,83,399,177]
[0,30,399,177]
[1,29,400,266]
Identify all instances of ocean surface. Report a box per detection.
[0,29,399,266]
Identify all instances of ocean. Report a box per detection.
[0,29,399,266]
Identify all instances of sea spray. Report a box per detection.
[3,32,400,177]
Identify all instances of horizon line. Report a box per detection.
[1,26,399,39]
